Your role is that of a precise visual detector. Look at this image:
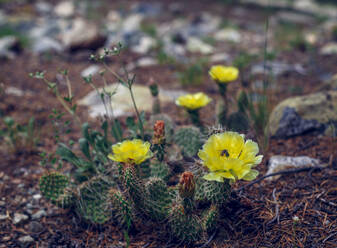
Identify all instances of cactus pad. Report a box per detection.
[169,203,203,243]
[150,161,170,181]
[39,172,69,203]
[174,127,202,157]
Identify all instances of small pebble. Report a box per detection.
[13,213,29,225]
[33,194,42,200]
[28,221,44,233]
[32,210,47,220]
[2,236,11,241]
[18,235,34,245]
[0,214,8,221]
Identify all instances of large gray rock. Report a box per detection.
[32,37,63,54]
[187,37,214,54]
[79,84,187,118]
[60,18,105,51]
[320,42,337,55]
[214,28,241,43]
[268,91,337,137]
[54,1,75,18]
[0,36,19,59]
[267,155,321,181]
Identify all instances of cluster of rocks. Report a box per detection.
[0,0,335,63]
[0,170,53,247]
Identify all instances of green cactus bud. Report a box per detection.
[39,172,69,203]
[149,83,159,97]
[174,127,203,157]
[169,203,203,244]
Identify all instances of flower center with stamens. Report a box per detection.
[221,149,229,157]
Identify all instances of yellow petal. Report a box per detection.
[175,92,212,110]
[242,169,259,181]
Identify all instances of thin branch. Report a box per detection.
[236,166,327,192]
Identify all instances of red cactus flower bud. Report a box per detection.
[179,171,195,198]
[153,120,165,145]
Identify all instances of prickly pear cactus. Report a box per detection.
[195,177,231,205]
[145,177,173,221]
[39,172,73,207]
[150,161,170,181]
[77,176,113,224]
[202,205,219,234]
[169,204,203,243]
[174,126,203,157]
[109,188,134,228]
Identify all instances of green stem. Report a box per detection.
[187,109,202,129]
[129,86,144,140]
[217,83,228,126]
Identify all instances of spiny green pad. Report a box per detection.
[144,177,173,221]
[54,187,74,208]
[195,177,231,205]
[169,203,203,243]
[39,172,69,202]
[202,205,219,234]
[77,176,112,224]
[122,165,150,219]
[174,126,203,157]
[109,188,133,228]
[138,160,151,179]
[150,161,170,181]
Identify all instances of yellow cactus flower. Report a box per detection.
[108,139,153,165]
[209,65,239,83]
[198,132,262,182]
[175,92,212,110]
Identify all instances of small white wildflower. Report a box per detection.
[292,216,300,222]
